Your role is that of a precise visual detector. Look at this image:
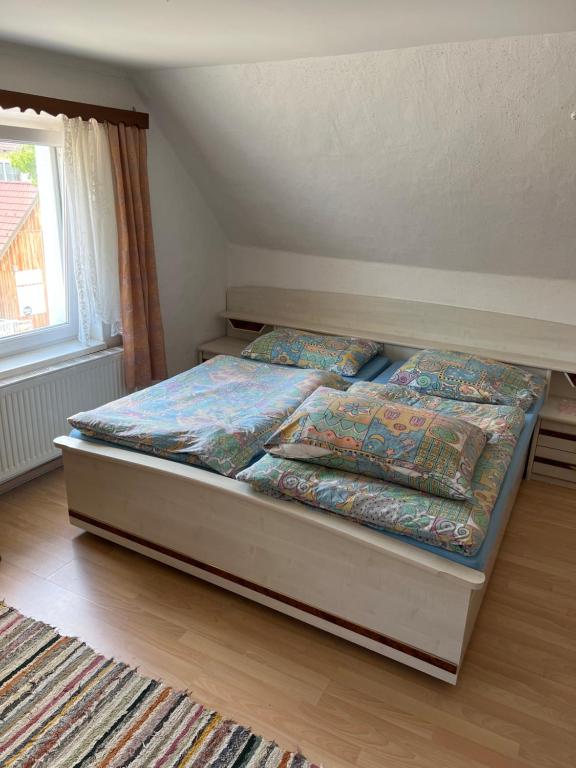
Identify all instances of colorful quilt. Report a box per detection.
[68,355,349,477]
[388,349,546,411]
[265,387,487,500]
[238,389,525,556]
[241,328,382,376]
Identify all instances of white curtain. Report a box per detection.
[62,116,121,345]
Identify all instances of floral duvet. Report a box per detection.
[69,355,348,477]
[237,383,526,556]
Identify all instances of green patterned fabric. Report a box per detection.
[389,349,545,411]
[265,387,487,500]
[238,390,525,556]
[241,328,381,376]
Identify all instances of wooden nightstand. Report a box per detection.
[197,336,247,364]
[528,397,576,488]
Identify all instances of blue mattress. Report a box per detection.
[368,360,544,570]
[370,359,404,383]
[342,354,390,382]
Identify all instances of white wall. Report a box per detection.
[0,42,139,114]
[3,35,574,370]
[147,126,226,372]
[0,42,227,374]
[140,32,576,283]
[228,244,576,326]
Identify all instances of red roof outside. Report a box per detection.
[0,181,38,257]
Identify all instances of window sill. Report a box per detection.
[0,340,107,381]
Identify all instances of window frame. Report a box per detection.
[0,123,80,359]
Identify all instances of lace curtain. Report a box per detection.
[62,116,121,345]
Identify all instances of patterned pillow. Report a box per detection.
[348,382,525,441]
[388,349,546,411]
[265,387,487,500]
[241,328,382,376]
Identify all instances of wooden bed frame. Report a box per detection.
[55,287,574,683]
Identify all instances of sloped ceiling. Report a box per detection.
[137,32,576,279]
[3,4,575,280]
[1,0,576,67]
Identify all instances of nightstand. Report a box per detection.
[528,397,576,488]
[197,336,247,364]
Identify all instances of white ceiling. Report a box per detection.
[1,0,576,68]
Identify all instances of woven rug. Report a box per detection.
[0,604,319,767]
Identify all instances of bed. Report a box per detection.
[55,287,575,684]
[67,356,351,477]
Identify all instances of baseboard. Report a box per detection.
[0,457,63,496]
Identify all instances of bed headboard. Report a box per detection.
[223,286,576,373]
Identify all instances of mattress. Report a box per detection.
[341,353,390,382]
[68,355,349,477]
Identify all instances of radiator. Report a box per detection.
[0,347,125,485]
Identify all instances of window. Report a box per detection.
[0,112,78,358]
[0,159,19,181]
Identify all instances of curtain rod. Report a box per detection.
[0,89,149,129]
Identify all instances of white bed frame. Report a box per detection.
[55,287,573,683]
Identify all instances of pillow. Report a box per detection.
[348,382,526,442]
[388,349,546,411]
[241,328,382,376]
[265,387,487,500]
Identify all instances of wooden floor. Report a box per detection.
[1,471,575,768]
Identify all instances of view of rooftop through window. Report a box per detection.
[0,137,66,343]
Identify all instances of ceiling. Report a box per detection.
[138,32,576,279]
[1,0,576,68]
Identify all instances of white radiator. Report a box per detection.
[0,347,125,485]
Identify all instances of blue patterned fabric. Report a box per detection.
[388,349,546,411]
[241,328,382,376]
[265,387,487,500]
[238,389,525,556]
[68,355,349,477]
[348,381,525,435]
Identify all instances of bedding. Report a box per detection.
[238,392,525,556]
[349,381,526,435]
[68,355,348,477]
[389,349,546,411]
[241,328,382,376]
[265,387,487,500]
[341,353,390,383]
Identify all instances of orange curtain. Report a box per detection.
[107,123,167,391]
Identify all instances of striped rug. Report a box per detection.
[0,604,319,767]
